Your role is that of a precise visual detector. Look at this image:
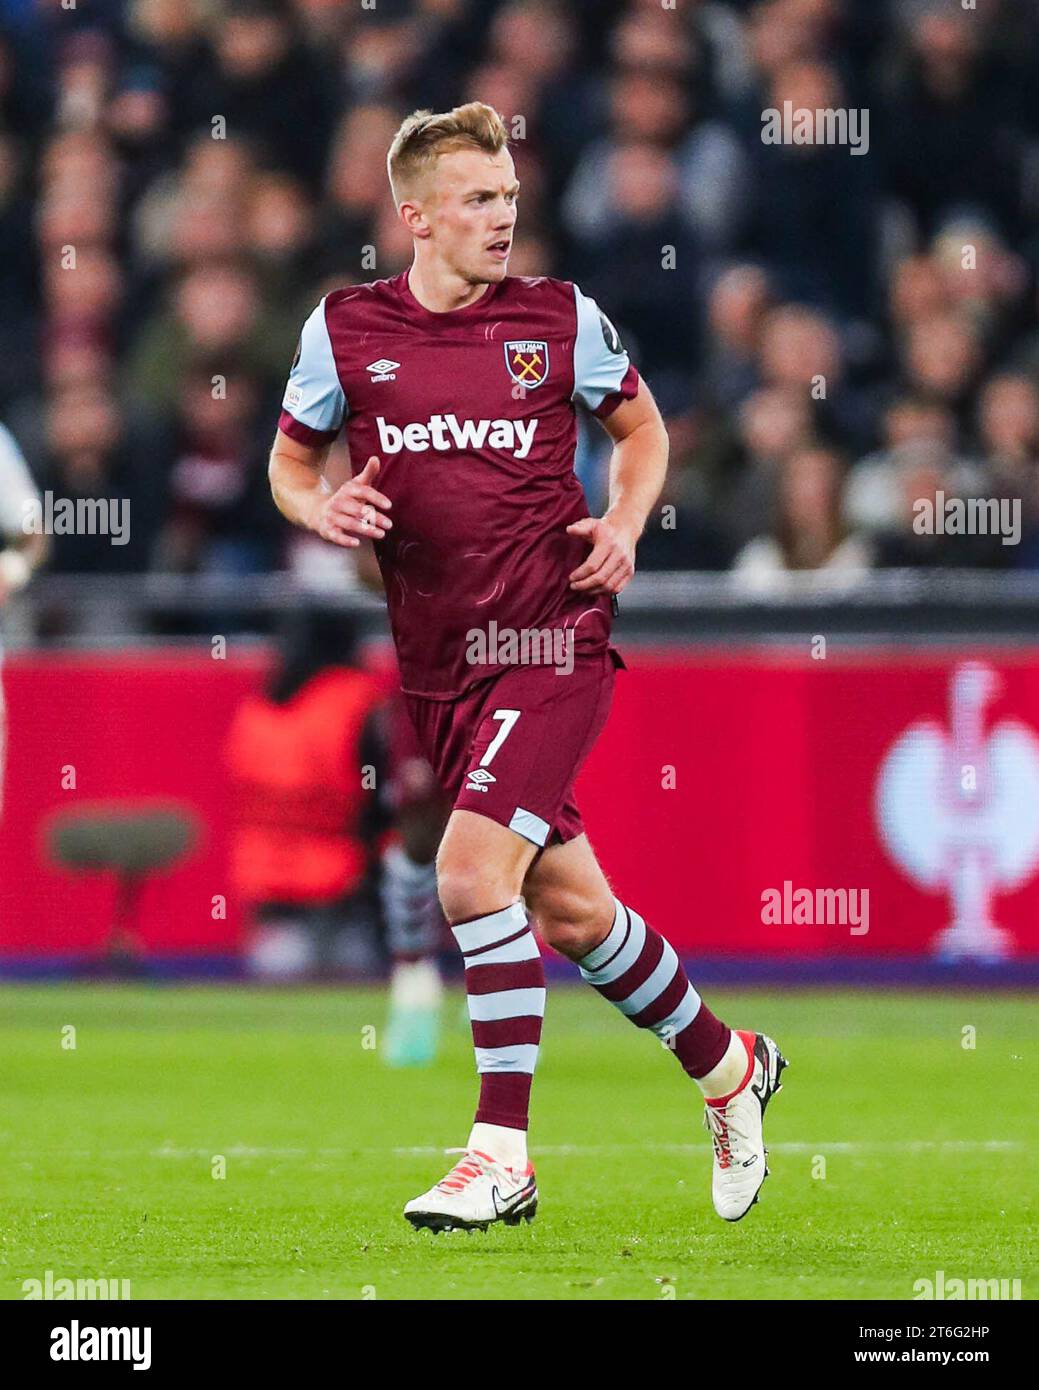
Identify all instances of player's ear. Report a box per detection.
[399,197,431,240]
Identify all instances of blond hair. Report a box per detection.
[387,102,509,206]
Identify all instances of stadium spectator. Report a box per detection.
[568,139,699,385]
[977,373,1039,567]
[883,1,1025,243]
[698,262,773,414]
[125,261,290,411]
[844,396,979,539]
[154,361,280,575]
[734,444,871,585]
[710,384,816,551]
[38,382,164,573]
[742,58,879,321]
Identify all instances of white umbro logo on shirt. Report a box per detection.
[465,767,497,793]
[367,358,400,381]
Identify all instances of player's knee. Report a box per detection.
[435,857,521,927]
[534,895,613,961]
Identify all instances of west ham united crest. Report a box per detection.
[504,340,549,388]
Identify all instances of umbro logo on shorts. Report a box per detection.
[465,768,496,793]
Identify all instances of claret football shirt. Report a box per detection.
[279,271,639,699]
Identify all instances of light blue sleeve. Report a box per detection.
[281,298,348,435]
[571,284,633,412]
[0,421,38,537]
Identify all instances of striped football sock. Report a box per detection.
[578,897,731,1082]
[381,843,442,961]
[451,901,545,1131]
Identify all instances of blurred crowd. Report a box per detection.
[4,0,1039,586]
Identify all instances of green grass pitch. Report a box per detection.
[1,984,1036,1300]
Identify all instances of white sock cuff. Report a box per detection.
[451,901,527,956]
[576,897,626,974]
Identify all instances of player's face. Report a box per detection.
[423,148,519,285]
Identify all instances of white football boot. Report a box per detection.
[404,1149,538,1233]
[703,1032,788,1221]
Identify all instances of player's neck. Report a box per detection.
[406,259,493,315]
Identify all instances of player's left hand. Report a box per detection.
[566,514,638,595]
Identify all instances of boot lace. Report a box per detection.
[703,1105,733,1170]
[436,1150,494,1193]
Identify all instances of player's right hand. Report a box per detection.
[311,456,392,548]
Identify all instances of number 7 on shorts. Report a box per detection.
[480,709,521,768]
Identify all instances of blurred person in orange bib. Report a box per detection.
[224,602,383,978]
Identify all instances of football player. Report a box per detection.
[269,103,787,1231]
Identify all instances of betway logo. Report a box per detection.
[376,414,538,460]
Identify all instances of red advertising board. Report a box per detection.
[3,645,1039,967]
